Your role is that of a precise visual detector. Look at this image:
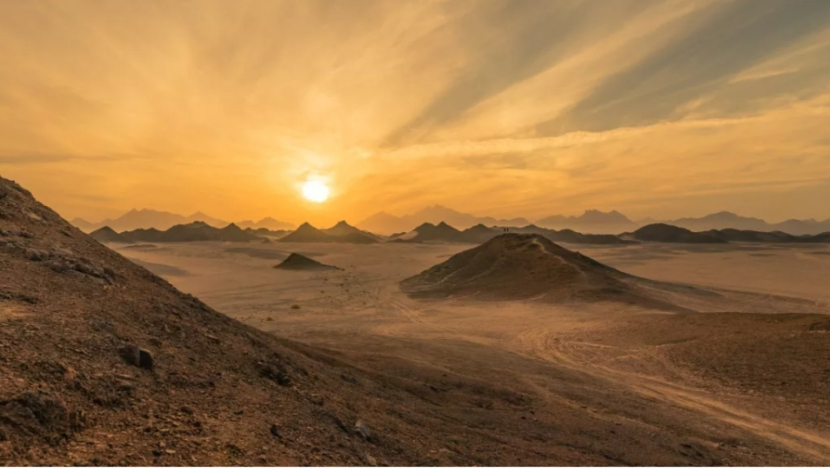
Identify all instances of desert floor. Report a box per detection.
[111,240,830,465]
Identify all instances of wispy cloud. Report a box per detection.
[1,0,829,223]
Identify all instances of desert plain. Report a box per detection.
[111,238,830,465]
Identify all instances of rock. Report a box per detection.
[354,419,373,441]
[269,424,282,438]
[365,453,378,466]
[0,391,84,444]
[119,345,141,366]
[139,349,155,370]
[180,405,194,415]
[119,345,154,370]
[47,260,68,272]
[258,363,291,386]
[25,248,45,261]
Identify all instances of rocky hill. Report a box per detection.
[400,233,679,308]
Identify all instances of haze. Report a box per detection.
[2,0,830,227]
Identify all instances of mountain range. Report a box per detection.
[363,208,830,236]
[73,207,830,237]
[390,222,633,245]
[90,221,263,243]
[71,209,294,233]
[279,221,381,244]
[357,205,530,234]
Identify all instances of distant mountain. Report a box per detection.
[390,222,465,243]
[88,226,127,243]
[69,217,97,232]
[699,229,799,243]
[71,209,229,232]
[358,205,530,234]
[623,223,830,244]
[90,221,262,243]
[236,217,295,231]
[71,209,295,233]
[392,222,633,245]
[623,224,728,244]
[660,211,830,235]
[279,222,378,244]
[536,210,637,234]
[323,221,382,242]
[188,211,230,229]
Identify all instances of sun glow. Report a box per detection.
[301,180,330,203]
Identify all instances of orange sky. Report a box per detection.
[1,0,830,226]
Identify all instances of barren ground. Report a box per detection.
[112,240,830,465]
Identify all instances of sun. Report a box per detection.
[301,180,330,203]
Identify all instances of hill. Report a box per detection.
[699,229,800,243]
[274,253,339,271]
[322,221,382,243]
[625,224,727,243]
[88,226,129,243]
[279,222,377,244]
[390,222,464,243]
[400,233,680,308]
[622,224,830,244]
[90,222,262,243]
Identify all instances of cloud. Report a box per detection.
[1,0,830,224]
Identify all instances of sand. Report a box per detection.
[109,238,830,465]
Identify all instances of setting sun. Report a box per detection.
[301,180,330,203]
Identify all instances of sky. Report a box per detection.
[1,0,830,226]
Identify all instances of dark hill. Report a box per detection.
[400,233,679,308]
[274,253,339,271]
[397,223,634,246]
[390,222,465,243]
[89,226,130,243]
[277,222,333,243]
[323,221,380,243]
[699,229,799,243]
[512,226,634,245]
[626,224,727,243]
[460,224,501,244]
[279,222,378,244]
[95,222,262,243]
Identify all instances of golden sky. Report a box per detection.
[1,0,830,226]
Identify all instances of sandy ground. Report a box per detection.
[111,240,830,465]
